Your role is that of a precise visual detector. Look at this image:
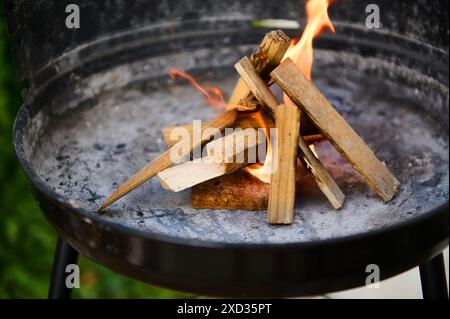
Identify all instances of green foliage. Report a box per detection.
[0,4,187,299]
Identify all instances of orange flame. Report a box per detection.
[244,110,273,183]
[283,0,335,81]
[169,69,238,113]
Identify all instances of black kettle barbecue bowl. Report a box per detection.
[8,0,449,297]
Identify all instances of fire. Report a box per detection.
[282,0,335,81]
[169,69,237,113]
[170,0,335,183]
[244,110,273,183]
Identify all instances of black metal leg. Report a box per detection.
[419,253,448,299]
[48,237,79,299]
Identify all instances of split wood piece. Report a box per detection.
[192,169,270,211]
[228,30,291,104]
[98,109,237,211]
[157,159,244,192]
[206,128,265,164]
[271,58,400,202]
[267,104,301,224]
[234,56,279,119]
[298,135,345,209]
[98,31,290,211]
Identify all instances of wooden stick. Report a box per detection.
[298,135,345,209]
[271,58,400,202]
[99,32,290,211]
[267,104,300,224]
[234,56,279,119]
[157,158,244,192]
[228,30,290,104]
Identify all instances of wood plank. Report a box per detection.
[271,58,400,202]
[157,158,244,192]
[267,104,300,224]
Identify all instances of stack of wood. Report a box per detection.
[99,30,399,225]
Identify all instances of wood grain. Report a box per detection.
[267,104,301,224]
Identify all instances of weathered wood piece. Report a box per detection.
[157,159,244,192]
[267,104,301,224]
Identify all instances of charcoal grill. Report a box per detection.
[6,0,449,298]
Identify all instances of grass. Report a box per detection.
[0,3,187,299]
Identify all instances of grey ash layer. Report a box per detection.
[27,49,449,244]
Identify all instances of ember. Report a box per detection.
[99,0,400,225]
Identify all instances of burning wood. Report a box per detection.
[99,7,399,226]
[234,56,345,214]
[158,128,263,192]
[158,129,324,193]
[99,29,290,211]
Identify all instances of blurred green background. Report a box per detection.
[0,3,187,299]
